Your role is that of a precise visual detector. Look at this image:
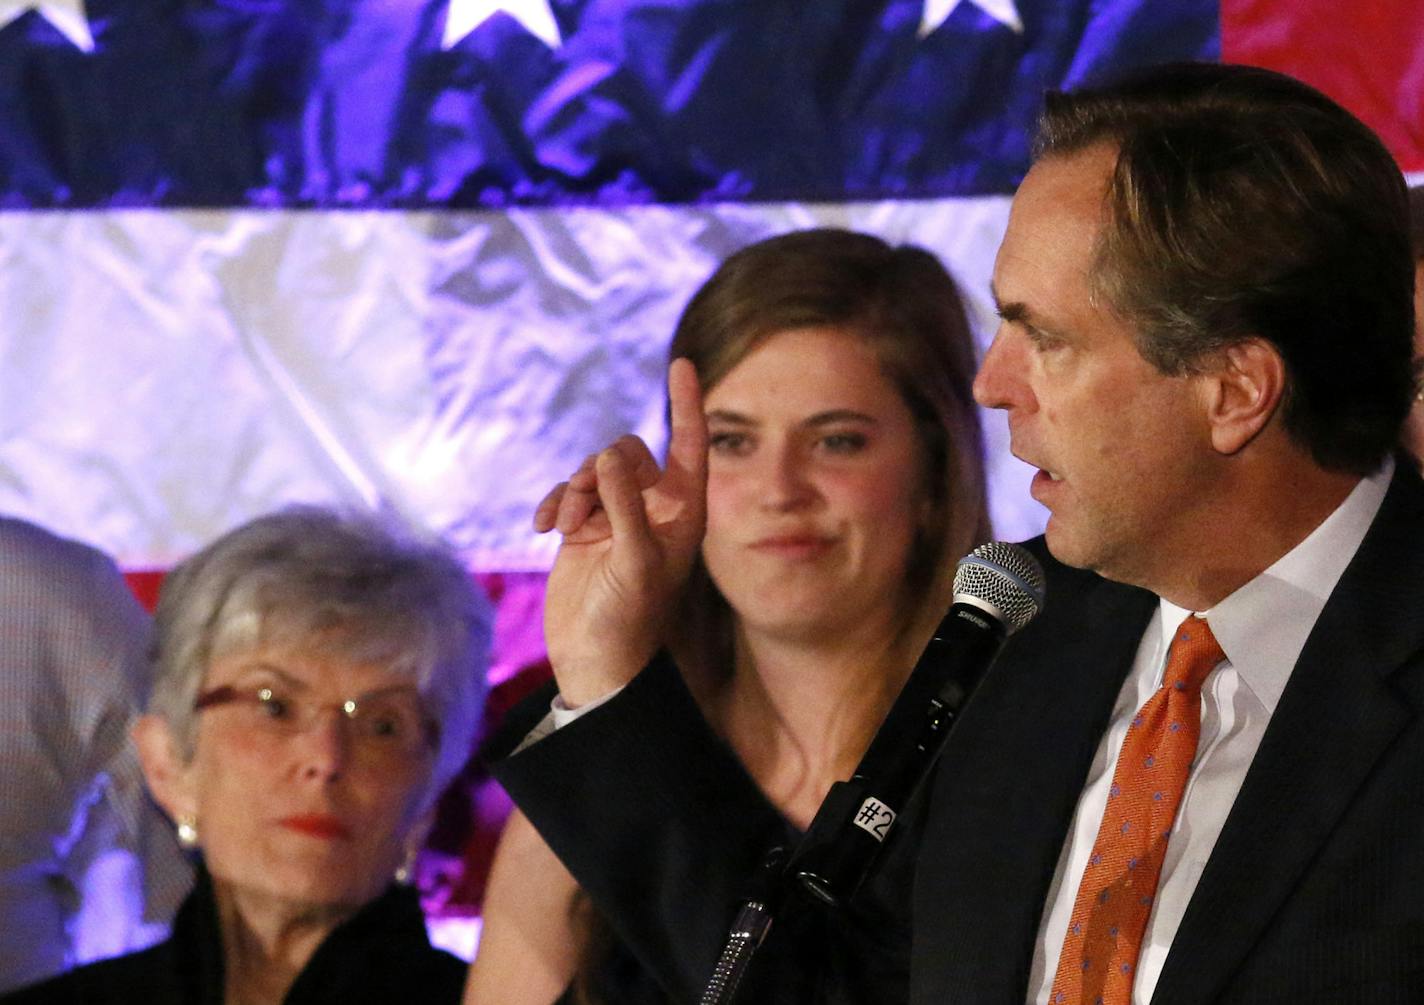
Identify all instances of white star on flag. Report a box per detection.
[919,0,1023,37]
[0,0,94,51]
[442,0,562,50]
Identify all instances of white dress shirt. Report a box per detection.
[1029,459,1394,1004]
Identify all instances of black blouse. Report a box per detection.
[1,867,466,1005]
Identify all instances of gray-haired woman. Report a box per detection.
[4,506,491,1005]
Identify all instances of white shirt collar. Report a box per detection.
[1156,456,1394,713]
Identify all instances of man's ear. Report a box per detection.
[133,714,194,824]
[1200,338,1286,456]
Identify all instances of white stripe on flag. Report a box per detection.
[0,199,1044,568]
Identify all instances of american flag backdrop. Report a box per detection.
[2,0,1420,949]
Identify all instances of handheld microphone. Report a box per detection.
[789,541,1046,909]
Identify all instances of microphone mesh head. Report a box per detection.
[952,542,1046,635]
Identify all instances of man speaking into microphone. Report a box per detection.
[493,62,1422,1005]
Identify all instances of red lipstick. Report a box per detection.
[278,814,352,840]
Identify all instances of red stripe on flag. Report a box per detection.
[123,570,166,612]
[1222,0,1424,172]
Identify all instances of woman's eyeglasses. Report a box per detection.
[194,682,436,766]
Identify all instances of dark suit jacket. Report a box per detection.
[498,461,1424,1003]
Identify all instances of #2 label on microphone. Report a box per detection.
[853,797,896,842]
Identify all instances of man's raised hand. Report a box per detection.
[534,359,708,706]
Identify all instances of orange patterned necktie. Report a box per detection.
[1049,615,1226,1005]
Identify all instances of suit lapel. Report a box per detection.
[1155,464,1424,1004]
[913,557,1157,1003]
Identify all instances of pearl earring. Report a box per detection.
[394,843,420,885]
[176,816,199,850]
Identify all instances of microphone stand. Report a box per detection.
[698,847,786,1005]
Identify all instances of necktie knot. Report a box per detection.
[1162,615,1224,695]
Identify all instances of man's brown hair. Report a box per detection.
[1037,62,1414,475]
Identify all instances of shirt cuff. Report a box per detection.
[511,685,626,754]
